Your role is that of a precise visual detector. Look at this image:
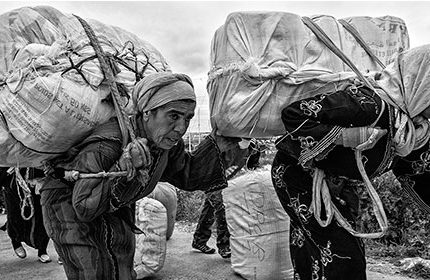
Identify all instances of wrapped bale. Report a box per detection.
[0,6,170,167]
[147,182,178,240]
[207,11,409,138]
[134,197,168,279]
[223,167,293,280]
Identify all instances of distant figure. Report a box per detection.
[192,139,260,258]
[192,189,231,258]
[0,168,51,263]
[245,139,261,170]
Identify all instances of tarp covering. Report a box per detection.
[208,11,409,138]
[0,6,170,167]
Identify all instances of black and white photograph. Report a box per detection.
[0,1,429,279]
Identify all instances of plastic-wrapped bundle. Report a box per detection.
[207,11,409,138]
[134,197,167,279]
[0,6,170,167]
[147,182,178,240]
[223,168,293,280]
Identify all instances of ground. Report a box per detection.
[0,215,418,280]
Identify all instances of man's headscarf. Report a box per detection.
[132,72,196,113]
[376,44,430,156]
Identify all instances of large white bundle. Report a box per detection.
[0,6,170,167]
[134,197,167,279]
[208,12,409,138]
[223,168,293,280]
[147,182,178,240]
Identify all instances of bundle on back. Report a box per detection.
[207,11,409,138]
[0,6,170,167]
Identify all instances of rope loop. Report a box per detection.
[74,14,136,146]
[14,168,35,221]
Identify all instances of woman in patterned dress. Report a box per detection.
[272,45,430,279]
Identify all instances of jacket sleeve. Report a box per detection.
[160,135,228,193]
[69,135,229,221]
[67,139,123,222]
[69,137,156,221]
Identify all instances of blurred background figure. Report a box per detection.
[192,139,261,259]
[192,189,231,258]
[245,139,261,170]
[0,168,52,263]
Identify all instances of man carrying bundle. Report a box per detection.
[39,72,248,280]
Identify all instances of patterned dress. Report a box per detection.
[272,83,430,280]
[40,118,228,280]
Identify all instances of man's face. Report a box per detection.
[143,100,196,150]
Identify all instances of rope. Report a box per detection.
[303,16,389,238]
[70,15,151,182]
[74,15,136,147]
[338,19,386,69]
[312,155,388,238]
[302,16,377,91]
[14,168,34,221]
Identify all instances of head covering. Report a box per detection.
[132,72,196,113]
[375,44,430,156]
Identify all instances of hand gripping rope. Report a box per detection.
[61,15,147,181]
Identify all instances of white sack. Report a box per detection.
[147,182,178,240]
[0,6,170,167]
[134,197,167,279]
[223,168,293,280]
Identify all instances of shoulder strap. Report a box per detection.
[338,19,386,69]
[301,16,376,91]
[74,15,136,148]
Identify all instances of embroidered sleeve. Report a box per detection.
[392,143,430,215]
[278,86,382,167]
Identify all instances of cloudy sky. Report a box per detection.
[1,1,430,132]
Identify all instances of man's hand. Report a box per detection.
[118,137,152,181]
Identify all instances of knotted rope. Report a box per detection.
[13,168,34,221]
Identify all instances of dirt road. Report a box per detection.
[0,215,416,280]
